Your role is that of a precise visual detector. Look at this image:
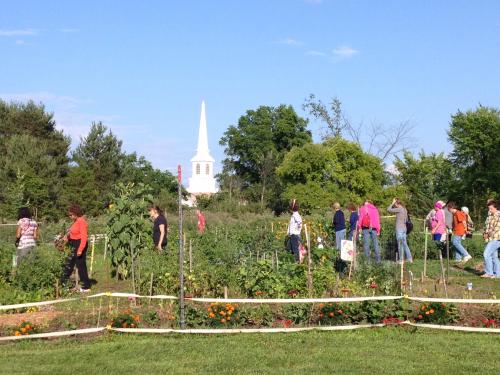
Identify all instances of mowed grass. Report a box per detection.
[0,329,498,375]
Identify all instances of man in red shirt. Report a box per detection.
[450,203,472,264]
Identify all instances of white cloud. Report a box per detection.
[15,40,30,45]
[305,0,323,4]
[305,50,327,57]
[0,28,37,37]
[276,37,303,46]
[333,45,360,58]
[59,28,79,33]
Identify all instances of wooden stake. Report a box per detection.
[224,286,228,299]
[189,239,193,273]
[423,227,428,278]
[149,272,154,306]
[305,224,313,295]
[89,235,95,277]
[399,238,405,293]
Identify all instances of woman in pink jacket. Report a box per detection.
[357,200,381,263]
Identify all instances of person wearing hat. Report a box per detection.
[431,201,446,241]
[461,206,474,238]
[449,203,472,264]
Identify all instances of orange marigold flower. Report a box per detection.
[220,318,226,324]
[219,311,226,316]
[425,311,430,315]
[329,312,334,317]
[417,314,423,319]
[429,309,434,314]
[209,313,215,318]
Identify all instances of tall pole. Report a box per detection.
[178,165,185,328]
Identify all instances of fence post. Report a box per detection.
[189,239,193,273]
[305,224,313,295]
[423,227,428,278]
[89,235,95,277]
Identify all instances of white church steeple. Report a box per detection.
[187,101,218,195]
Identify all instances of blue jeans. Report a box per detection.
[362,229,381,263]
[335,229,346,250]
[451,235,470,261]
[396,230,412,262]
[483,240,500,277]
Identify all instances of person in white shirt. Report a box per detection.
[287,199,303,262]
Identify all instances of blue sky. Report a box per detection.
[1,0,499,179]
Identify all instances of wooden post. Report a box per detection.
[305,224,313,295]
[399,238,405,293]
[275,247,279,270]
[149,272,154,306]
[189,239,193,273]
[103,234,108,260]
[89,235,95,277]
[423,227,428,278]
[177,165,186,329]
[224,286,228,299]
[437,242,448,297]
[446,233,450,282]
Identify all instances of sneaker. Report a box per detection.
[462,255,472,264]
[79,288,91,293]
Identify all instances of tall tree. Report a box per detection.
[448,105,500,217]
[277,138,386,213]
[393,151,454,217]
[0,100,70,219]
[72,122,124,206]
[219,105,312,209]
[303,94,414,161]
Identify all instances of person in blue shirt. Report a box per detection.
[347,203,359,241]
[332,202,346,250]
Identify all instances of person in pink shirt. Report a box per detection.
[357,200,381,263]
[196,209,206,234]
[431,201,446,241]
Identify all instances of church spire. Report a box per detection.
[192,100,214,162]
[197,100,209,157]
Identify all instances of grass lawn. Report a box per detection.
[0,329,498,374]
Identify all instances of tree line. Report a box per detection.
[0,100,178,221]
[1,98,498,222]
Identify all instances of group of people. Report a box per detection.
[12,203,206,293]
[287,198,500,278]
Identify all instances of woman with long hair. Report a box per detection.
[287,199,303,263]
[61,204,91,292]
[15,207,38,265]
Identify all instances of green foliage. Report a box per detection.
[415,302,459,324]
[448,106,500,217]
[277,138,386,213]
[107,183,153,279]
[220,104,312,211]
[13,245,64,296]
[110,311,140,328]
[0,100,70,220]
[394,151,454,217]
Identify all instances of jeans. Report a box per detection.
[483,240,500,277]
[451,235,470,261]
[362,229,381,263]
[290,234,301,263]
[396,230,412,262]
[335,229,346,250]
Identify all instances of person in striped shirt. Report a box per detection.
[15,207,38,265]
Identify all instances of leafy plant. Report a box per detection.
[110,311,140,328]
[415,302,459,324]
[13,321,37,336]
[107,182,153,279]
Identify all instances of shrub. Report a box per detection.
[318,303,349,325]
[110,311,140,328]
[206,303,240,327]
[414,302,459,324]
[14,245,64,296]
[13,321,37,336]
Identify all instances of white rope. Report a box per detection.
[0,327,104,341]
[1,322,498,341]
[185,296,402,304]
[2,292,499,311]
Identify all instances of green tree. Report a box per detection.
[60,165,102,216]
[277,138,386,213]
[448,106,500,217]
[393,151,454,216]
[0,100,70,219]
[72,122,125,208]
[219,105,312,210]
